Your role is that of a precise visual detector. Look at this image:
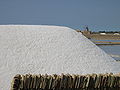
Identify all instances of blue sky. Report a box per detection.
[0,0,120,31]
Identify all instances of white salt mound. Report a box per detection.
[0,25,120,90]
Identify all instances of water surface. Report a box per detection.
[91,39,120,61]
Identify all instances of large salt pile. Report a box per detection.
[0,25,120,90]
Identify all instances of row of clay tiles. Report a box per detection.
[11,73,120,90]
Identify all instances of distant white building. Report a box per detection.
[100,33,106,35]
[114,33,119,35]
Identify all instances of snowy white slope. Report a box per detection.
[0,25,120,90]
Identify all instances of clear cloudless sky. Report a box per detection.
[0,0,120,31]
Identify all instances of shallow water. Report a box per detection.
[99,45,120,60]
[91,39,120,61]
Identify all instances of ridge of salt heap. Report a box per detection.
[0,25,119,90]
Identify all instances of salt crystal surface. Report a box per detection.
[0,25,120,90]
